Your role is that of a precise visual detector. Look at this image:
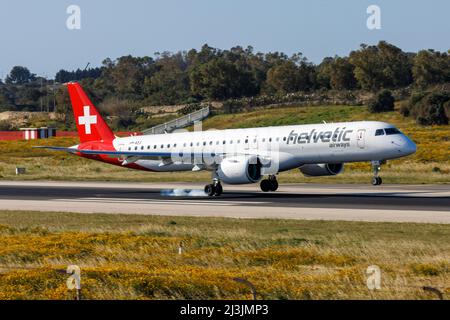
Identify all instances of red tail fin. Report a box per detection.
[67,82,115,143]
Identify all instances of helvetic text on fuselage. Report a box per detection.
[287,127,353,148]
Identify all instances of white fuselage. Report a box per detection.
[109,121,416,174]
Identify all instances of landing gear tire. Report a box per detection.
[260,179,271,192]
[214,183,223,196]
[204,184,215,196]
[372,177,382,186]
[269,179,278,191]
[260,176,279,192]
[205,181,223,197]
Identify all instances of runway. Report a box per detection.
[0,181,449,223]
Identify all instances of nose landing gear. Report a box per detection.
[260,175,279,192]
[371,161,383,186]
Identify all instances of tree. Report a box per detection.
[316,57,333,89]
[55,67,102,83]
[143,52,190,105]
[190,57,257,100]
[104,55,155,99]
[13,86,42,110]
[349,42,412,91]
[368,90,395,113]
[412,50,450,87]
[329,57,357,90]
[0,86,14,111]
[265,57,315,94]
[5,66,36,84]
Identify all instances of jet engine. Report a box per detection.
[217,156,262,184]
[299,163,344,177]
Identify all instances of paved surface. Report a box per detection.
[0,181,449,223]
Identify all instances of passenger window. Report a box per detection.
[223,140,226,144]
[154,145,157,149]
[230,140,233,144]
[134,146,138,150]
[276,137,279,142]
[203,141,206,146]
[245,139,248,143]
[375,129,384,136]
[283,137,286,141]
[161,144,164,148]
[190,142,193,147]
[141,146,144,150]
[237,140,240,144]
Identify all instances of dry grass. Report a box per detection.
[0,211,448,300]
[0,105,448,184]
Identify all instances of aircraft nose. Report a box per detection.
[402,136,417,156]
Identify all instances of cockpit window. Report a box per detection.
[384,128,401,135]
[375,129,385,136]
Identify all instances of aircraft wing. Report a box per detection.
[35,146,272,163]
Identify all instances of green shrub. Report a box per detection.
[367,90,395,113]
[400,90,450,125]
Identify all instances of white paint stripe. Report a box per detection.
[52,197,268,205]
[1,199,449,224]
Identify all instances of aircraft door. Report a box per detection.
[245,135,258,151]
[117,143,126,161]
[356,129,366,149]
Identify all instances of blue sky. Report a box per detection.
[0,0,449,79]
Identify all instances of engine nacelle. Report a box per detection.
[217,156,262,184]
[299,163,344,177]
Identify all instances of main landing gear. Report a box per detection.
[260,175,279,192]
[204,180,223,196]
[371,161,383,186]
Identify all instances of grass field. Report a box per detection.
[0,104,448,184]
[0,210,448,300]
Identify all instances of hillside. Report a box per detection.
[0,104,448,184]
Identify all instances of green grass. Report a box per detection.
[0,210,448,300]
[0,104,448,184]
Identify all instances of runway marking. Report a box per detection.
[52,197,268,206]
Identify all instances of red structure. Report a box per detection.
[0,131,24,141]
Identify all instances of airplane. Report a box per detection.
[37,82,417,196]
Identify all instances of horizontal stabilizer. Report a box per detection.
[34,146,79,153]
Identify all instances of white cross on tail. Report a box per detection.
[78,106,97,134]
